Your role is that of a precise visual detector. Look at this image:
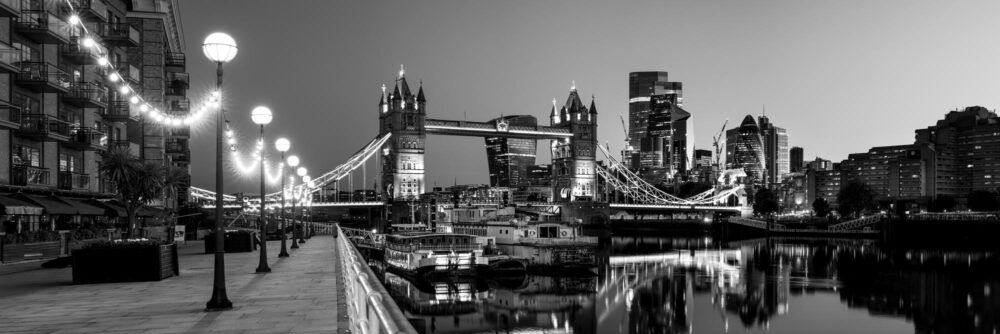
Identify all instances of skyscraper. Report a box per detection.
[725,115,766,186]
[625,71,691,180]
[485,115,537,187]
[694,149,712,167]
[790,147,804,173]
[759,115,789,186]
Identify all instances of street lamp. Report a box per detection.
[296,167,307,244]
[275,138,291,258]
[203,32,236,312]
[300,175,312,243]
[288,156,301,249]
[251,106,273,273]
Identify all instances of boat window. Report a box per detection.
[539,226,559,238]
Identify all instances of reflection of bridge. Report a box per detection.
[188,70,749,225]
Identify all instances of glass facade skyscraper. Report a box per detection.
[625,71,692,180]
[485,115,537,187]
[725,115,767,186]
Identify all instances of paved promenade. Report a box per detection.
[0,236,349,333]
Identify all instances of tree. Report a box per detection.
[837,179,877,218]
[930,195,957,212]
[967,191,999,212]
[99,148,165,238]
[812,197,831,217]
[753,188,780,218]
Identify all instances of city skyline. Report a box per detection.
[180,0,1000,193]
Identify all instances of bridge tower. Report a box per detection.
[550,85,598,202]
[379,67,427,224]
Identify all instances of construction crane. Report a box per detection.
[712,119,728,167]
[619,114,629,146]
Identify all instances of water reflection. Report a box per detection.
[376,235,1000,334]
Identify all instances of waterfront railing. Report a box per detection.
[336,225,417,334]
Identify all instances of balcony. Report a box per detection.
[63,82,108,108]
[14,10,72,44]
[169,99,190,112]
[98,176,114,194]
[16,62,71,93]
[97,23,139,47]
[124,63,141,83]
[165,72,189,96]
[0,106,20,129]
[0,0,20,17]
[102,100,135,122]
[106,140,139,157]
[67,0,108,21]
[58,171,91,191]
[64,127,106,151]
[166,140,188,155]
[0,43,22,73]
[15,114,70,140]
[165,52,185,68]
[170,127,190,138]
[12,165,50,187]
[61,37,99,65]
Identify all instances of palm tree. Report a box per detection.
[99,148,166,238]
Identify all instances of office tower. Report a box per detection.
[790,146,803,173]
[759,115,788,186]
[839,144,926,200]
[694,149,712,167]
[485,115,537,187]
[914,106,1000,198]
[725,115,766,186]
[625,71,691,178]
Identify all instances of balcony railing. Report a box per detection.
[14,10,72,44]
[58,171,91,190]
[169,99,190,112]
[97,23,139,46]
[102,100,134,121]
[0,0,20,17]
[126,64,141,83]
[165,52,185,68]
[166,72,189,89]
[17,114,70,138]
[67,0,108,21]
[16,62,71,92]
[61,37,98,65]
[0,43,21,72]
[12,165,50,186]
[66,127,106,150]
[64,82,109,107]
[166,140,187,154]
[170,127,190,138]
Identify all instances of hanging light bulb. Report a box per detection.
[81,37,95,48]
[118,85,130,95]
[97,57,109,66]
[139,104,149,112]
[129,96,139,104]
[108,73,120,82]
[68,15,81,25]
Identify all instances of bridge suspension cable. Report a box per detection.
[596,144,743,206]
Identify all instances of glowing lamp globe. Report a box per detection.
[302,175,312,184]
[275,138,290,152]
[250,106,272,125]
[297,167,307,177]
[287,155,300,167]
[202,32,238,63]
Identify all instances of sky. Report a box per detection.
[179,0,1000,194]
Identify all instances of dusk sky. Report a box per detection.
[179,0,1000,194]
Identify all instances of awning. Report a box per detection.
[88,200,126,217]
[17,195,76,215]
[0,194,44,215]
[61,198,106,216]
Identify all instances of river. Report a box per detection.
[375,232,1000,334]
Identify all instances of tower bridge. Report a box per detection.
[190,69,748,225]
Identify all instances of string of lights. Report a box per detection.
[62,0,215,127]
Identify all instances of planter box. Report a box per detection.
[72,244,178,284]
[1,241,61,263]
[204,231,257,253]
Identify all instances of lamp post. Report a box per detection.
[203,32,237,312]
[296,167,308,244]
[288,157,300,249]
[301,175,312,242]
[275,138,291,257]
[251,106,273,273]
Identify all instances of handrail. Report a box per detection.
[336,225,417,334]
